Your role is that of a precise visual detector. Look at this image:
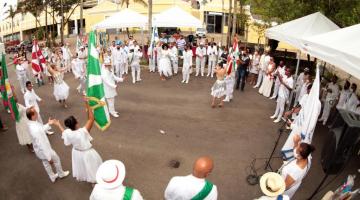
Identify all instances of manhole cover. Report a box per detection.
[169,160,181,169]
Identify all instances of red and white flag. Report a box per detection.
[31,40,46,75]
[227,37,239,75]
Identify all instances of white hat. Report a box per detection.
[104,57,112,66]
[96,160,126,189]
[260,172,286,197]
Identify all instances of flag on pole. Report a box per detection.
[76,35,83,53]
[149,26,159,59]
[0,54,20,122]
[86,31,110,131]
[226,37,239,75]
[31,40,46,74]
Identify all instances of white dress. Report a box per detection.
[158,49,173,77]
[62,127,103,183]
[53,72,70,101]
[16,104,32,145]
[259,64,275,97]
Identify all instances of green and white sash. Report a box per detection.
[191,180,214,200]
[122,187,134,200]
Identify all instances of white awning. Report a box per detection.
[153,6,202,28]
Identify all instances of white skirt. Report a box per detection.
[211,80,227,98]
[259,76,273,97]
[53,81,70,101]
[16,118,32,145]
[159,57,172,77]
[72,148,103,183]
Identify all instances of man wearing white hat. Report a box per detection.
[101,58,123,118]
[128,47,143,84]
[164,156,218,200]
[16,57,29,94]
[255,172,289,200]
[26,107,69,183]
[113,41,126,78]
[90,160,143,200]
[195,43,207,77]
[61,42,73,72]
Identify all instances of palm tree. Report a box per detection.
[120,0,148,38]
[5,5,17,40]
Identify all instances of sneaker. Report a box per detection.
[253,85,258,88]
[59,171,70,179]
[46,131,54,135]
[185,81,189,84]
[136,79,142,82]
[50,173,59,183]
[181,80,185,83]
[273,118,281,123]
[270,115,276,119]
[270,96,276,99]
[111,113,119,118]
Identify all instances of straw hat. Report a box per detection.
[260,172,286,197]
[96,160,126,189]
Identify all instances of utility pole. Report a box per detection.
[148,0,152,39]
[61,0,64,43]
[80,0,83,35]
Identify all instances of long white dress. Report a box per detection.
[158,49,173,77]
[16,104,32,145]
[62,127,103,183]
[259,64,275,97]
[53,72,70,101]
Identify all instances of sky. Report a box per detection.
[0,0,17,20]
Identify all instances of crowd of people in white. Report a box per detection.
[6,32,360,199]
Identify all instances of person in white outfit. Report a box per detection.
[24,81,53,135]
[170,42,179,75]
[112,42,126,78]
[90,159,144,200]
[128,48,143,84]
[123,42,130,75]
[207,42,218,78]
[15,99,34,152]
[47,64,70,108]
[164,156,218,200]
[344,83,359,112]
[254,49,270,88]
[72,53,87,95]
[16,58,29,94]
[336,81,351,110]
[60,42,72,72]
[271,67,294,123]
[279,142,314,199]
[148,45,157,73]
[255,172,289,200]
[270,61,286,99]
[101,58,124,118]
[294,68,310,103]
[158,43,173,80]
[318,76,340,125]
[26,107,69,182]
[180,45,193,84]
[54,101,103,183]
[195,43,207,77]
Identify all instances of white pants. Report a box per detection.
[106,97,116,114]
[171,58,179,74]
[207,59,217,77]
[64,58,71,72]
[131,64,141,83]
[149,56,156,72]
[17,74,28,93]
[77,77,86,94]
[195,57,205,76]
[124,62,129,74]
[114,62,124,78]
[41,150,66,181]
[182,66,191,83]
[255,70,265,87]
[274,97,286,120]
[225,77,235,100]
[319,99,333,124]
[271,79,280,98]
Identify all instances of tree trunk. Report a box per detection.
[11,19,14,40]
[45,4,48,44]
[126,3,130,38]
[60,0,64,44]
[148,0,152,40]
[52,8,55,46]
[221,0,225,46]
[226,0,233,47]
[232,0,237,37]
[80,0,83,35]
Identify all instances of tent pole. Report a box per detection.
[141,27,144,46]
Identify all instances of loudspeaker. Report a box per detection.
[321,110,360,174]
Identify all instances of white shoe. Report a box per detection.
[207,74,210,77]
[253,86,258,88]
[50,173,59,183]
[322,121,327,126]
[195,74,199,77]
[223,98,230,102]
[270,115,276,119]
[46,131,54,135]
[111,113,119,118]
[181,80,185,83]
[273,118,281,123]
[270,96,276,99]
[59,171,70,179]
[132,80,136,84]
[185,81,189,84]
[136,79,142,82]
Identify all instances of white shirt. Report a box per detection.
[278,75,294,99]
[196,47,206,58]
[170,46,178,60]
[207,46,218,61]
[90,184,143,200]
[24,89,42,113]
[326,82,340,101]
[182,50,193,68]
[345,92,359,112]
[128,51,143,66]
[61,46,72,60]
[72,58,86,79]
[28,121,53,161]
[78,50,87,60]
[101,65,123,98]
[337,89,351,109]
[164,174,218,200]
[260,54,270,71]
[113,48,126,64]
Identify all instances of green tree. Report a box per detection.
[120,0,148,37]
[5,5,17,40]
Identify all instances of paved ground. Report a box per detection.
[0,56,359,200]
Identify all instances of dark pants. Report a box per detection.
[0,116,4,129]
[235,68,247,91]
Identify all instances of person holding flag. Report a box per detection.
[31,39,46,87]
[86,31,111,131]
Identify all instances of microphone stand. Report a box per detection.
[264,120,287,171]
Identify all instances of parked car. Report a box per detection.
[195,28,207,38]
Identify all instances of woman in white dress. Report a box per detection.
[279,142,314,198]
[259,57,276,97]
[54,101,103,184]
[158,43,173,80]
[15,99,34,152]
[47,63,70,108]
[249,50,260,85]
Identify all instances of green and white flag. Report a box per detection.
[86,31,111,131]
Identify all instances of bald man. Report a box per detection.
[164,156,218,200]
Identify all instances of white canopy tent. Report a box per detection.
[265,12,340,51]
[152,6,202,28]
[302,24,360,80]
[92,8,148,30]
